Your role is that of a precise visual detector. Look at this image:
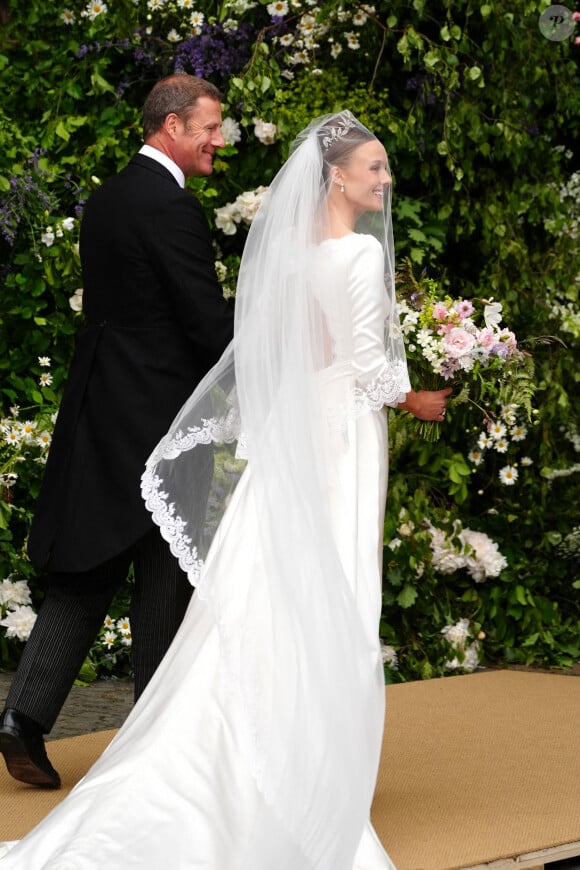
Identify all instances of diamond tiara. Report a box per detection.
[321,114,357,150]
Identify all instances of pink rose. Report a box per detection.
[573,11,580,21]
[432,302,448,321]
[477,327,496,349]
[444,327,476,358]
[499,328,517,351]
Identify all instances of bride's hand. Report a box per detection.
[397,387,452,422]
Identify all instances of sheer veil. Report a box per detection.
[142,111,409,868]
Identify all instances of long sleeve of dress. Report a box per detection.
[314,233,410,416]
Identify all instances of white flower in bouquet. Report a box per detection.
[0,605,37,641]
[395,265,534,440]
[483,300,503,330]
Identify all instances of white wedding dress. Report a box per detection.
[0,234,409,869]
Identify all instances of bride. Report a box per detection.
[0,111,449,868]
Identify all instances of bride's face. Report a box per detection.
[336,140,391,216]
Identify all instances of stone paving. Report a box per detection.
[0,672,134,740]
[1,664,579,741]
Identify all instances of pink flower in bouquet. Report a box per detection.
[444,327,476,358]
[432,302,448,321]
[454,299,474,319]
[499,328,517,352]
[477,327,496,349]
[395,267,534,441]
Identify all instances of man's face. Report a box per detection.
[173,96,226,178]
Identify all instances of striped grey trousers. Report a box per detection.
[4,528,193,733]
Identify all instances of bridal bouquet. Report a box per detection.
[396,264,534,440]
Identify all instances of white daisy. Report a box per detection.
[499,465,518,485]
[478,432,492,450]
[82,1,108,21]
[511,425,528,441]
[36,431,52,449]
[489,421,507,440]
[267,0,288,14]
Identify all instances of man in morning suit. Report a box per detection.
[0,74,234,787]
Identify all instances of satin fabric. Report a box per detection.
[0,234,402,869]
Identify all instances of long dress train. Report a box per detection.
[0,233,406,869]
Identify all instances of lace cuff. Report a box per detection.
[352,360,411,414]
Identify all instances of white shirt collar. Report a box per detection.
[139,144,185,189]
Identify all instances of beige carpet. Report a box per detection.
[1,670,579,869]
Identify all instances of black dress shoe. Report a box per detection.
[0,708,61,788]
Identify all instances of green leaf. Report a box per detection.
[55,120,70,142]
[397,584,418,608]
[90,71,115,95]
[515,585,527,607]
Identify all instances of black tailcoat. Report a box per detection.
[28,154,234,573]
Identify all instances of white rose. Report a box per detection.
[253,117,277,145]
[221,117,242,146]
[0,605,37,641]
[69,288,84,312]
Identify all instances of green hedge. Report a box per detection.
[0,0,578,681]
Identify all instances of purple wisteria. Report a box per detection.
[173,22,257,83]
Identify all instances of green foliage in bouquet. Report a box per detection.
[395,260,537,442]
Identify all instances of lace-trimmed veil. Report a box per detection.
[141,111,409,869]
